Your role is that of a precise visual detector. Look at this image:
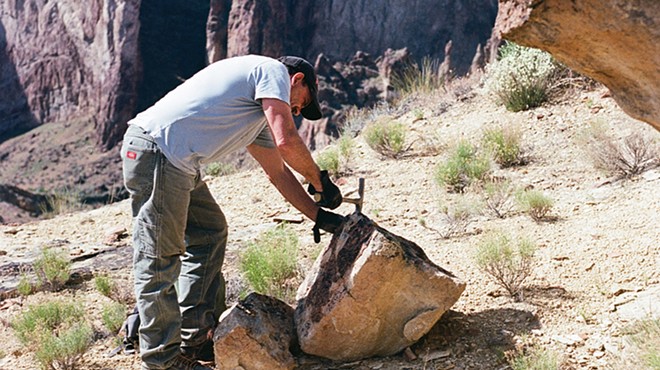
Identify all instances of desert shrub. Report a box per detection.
[435,140,491,193]
[94,275,113,297]
[12,300,93,370]
[391,56,445,96]
[240,224,300,302]
[17,272,33,297]
[363,118,407,158]
[94,275,134,305]
[101,302,126,334]
[204,162,236,177]
[482,180,516,219]
[509,345,560,370]
[315,135,355,178]
[516,189,554,221]
[439,201,476,239]
[620,319,660,370]
[584,130,659,179]
[475,231,536,301]
[341,103,402,138]
[485,42,559,112]
[33,247,70,292]
[482,126,529,167]
[316,147,340,175]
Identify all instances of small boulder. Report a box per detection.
[295,213,466,361]
[213,293,297,370]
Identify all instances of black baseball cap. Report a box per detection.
[278,56,322,120]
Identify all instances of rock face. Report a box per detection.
[0,0,141,149]
[0,0,497,147]
[295,213,466,361]
[213,293,297,370]
[495,0,660,131]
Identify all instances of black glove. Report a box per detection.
[312,209,345,243]
[307,170,342,210]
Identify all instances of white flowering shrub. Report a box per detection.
[485,42,558,112]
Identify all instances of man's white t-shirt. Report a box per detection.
[129,55,289,175]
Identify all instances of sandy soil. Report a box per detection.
[0,82,658,370]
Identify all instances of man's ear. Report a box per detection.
[291,72,306,86]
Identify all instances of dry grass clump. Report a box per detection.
[475,231,536,301]
[584,130,659,179]
[12,300,93,370]
[516,189,554,222]
[435,139,491,193]
[315,134,356,178]
[482,126,530,168]
[33,247,71,292]
[363,117,408,158]
[391,56,446,97]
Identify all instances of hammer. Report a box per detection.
[343,178,365,213]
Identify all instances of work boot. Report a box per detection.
[141,354,212,370]
[180,340,214,362]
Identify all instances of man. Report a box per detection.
[121,55,344,370]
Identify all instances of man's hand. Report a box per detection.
[307,170,342,209]
[313,209,345,243]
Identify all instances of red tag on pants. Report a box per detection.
[127,151,137,160]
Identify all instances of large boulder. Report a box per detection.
[295,213,466,361]
[494,0,660,131]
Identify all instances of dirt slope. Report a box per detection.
[0,81,658,370]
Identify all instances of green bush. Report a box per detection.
[475,232,536,301]
[516,189,554,221]
[485,42,558,112]
[316,147,341,177]
[482,126,528,167]
[12,300,93,370]
[101,302,126,334]
[204,162,236,177]
[33,247,71,291]
[363,118,407,158]
[94,275,114,298]
[240,224,300,302]
[435,140,491,193]
[17,273,33,297]
[316,135,356,178]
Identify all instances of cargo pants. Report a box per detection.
[121,124,227,369]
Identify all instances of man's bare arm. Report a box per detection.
[261,98,323,191]
[247,143,319,221]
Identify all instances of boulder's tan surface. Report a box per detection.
[213,293,296,370]
[495,0,660,131]
[295,213,466,361]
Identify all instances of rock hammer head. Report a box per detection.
[342,178,365,213]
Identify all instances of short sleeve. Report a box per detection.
[252,61,291,104]
[251,125,276,148]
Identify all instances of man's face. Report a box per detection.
[290,73,312,117]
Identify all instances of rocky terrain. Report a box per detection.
[0,76,657,369]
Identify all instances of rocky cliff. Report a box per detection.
[0,0,141,149]
[1,0,497,149]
